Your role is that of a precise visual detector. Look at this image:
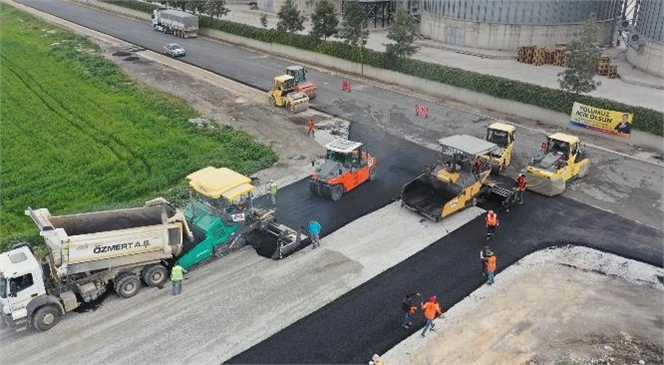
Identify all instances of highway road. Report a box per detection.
[11,1,664,363]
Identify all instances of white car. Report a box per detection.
[163,43,185,57]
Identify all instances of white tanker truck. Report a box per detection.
[0,198,191,332]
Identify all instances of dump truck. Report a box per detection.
[525,132,590,197]
[0,198,191,332]
[310,139,378,201]
[286,65,318,100]
[177,166,307,268]
[152,9,199,38]
[401,134,515,221]
[267,75,310,113]
[483,122,516,173]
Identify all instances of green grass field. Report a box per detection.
[0,4,277,251]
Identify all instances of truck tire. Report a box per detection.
[142,265,168,287]
[114,274,141,298]
[330,184,344,201]
[32,305,60,332]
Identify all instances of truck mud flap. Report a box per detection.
[525,173,566,197]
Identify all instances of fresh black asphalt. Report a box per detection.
[15,2,663,363]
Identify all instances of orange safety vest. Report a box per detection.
[307,118,315,131]
[486,212,498,226]
[486,255,497,272]
[421,301,443,320]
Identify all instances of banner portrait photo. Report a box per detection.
[569,102,633,138]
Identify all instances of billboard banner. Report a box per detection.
[569,102,633,138]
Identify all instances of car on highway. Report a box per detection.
[163,43,186,57]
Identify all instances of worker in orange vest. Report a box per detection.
[307,116,315,137]
[420,296,443,337]
[515,173,528,205]
[485,251,497,285]
[485,210,499,240]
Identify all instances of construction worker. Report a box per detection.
[485,210,499,240]
[420,296,443,337]
[401,292,421,329]
[486,251,497,285]
[170,263,187,295]
[480,245,491,277]
[307,116,315,138]
[269,180,278,206]
[308,218,322,249]
[515,173,527,205]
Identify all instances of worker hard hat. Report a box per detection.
[372,354,380,361]
[519,173,525,177]
[488,210,494,214]
[429,295,437,302]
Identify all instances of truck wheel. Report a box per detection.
[32,306,60,332]
[330,184,344,201]
[142,265,168,287]
[115,274,141,298]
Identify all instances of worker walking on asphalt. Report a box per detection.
[269,180,278,206]
[170,263,187,295]
[401,292,421,328]
[307,116,315,138]
[486,251,497,285]
[480,245,491,277]
[485,210,499,240]
[308,218,322,249]
[515,173,528,205]
[420,296,443,337]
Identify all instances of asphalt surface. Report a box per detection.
[230,193,663,364]
[10,1,664,364]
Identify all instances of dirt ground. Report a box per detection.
[384,246,664,365]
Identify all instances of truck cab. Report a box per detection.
[1,246,48,331]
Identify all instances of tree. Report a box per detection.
[185,0,206,14]
[384,6,419,59]
[558,14,601,95]
[276,0,306,33]
[309,0,338,41]
[205,0,229,18]
[338,0,368,47]
[260,14,268,28]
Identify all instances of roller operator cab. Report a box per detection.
[267,75,310,113]
[310,140,378,201]
[484,122,516,173]
[525,132,590,197]
[285,65,318,100]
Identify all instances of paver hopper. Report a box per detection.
[525,133,590,197]
[401,135,498,221]
[177,167,306,269]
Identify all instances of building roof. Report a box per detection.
[326,139,363,153]
[549,132,579,144]
[275,75,295,83]
[488,122,516,133]
[187,167,255,201]
[438,134,498,156]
